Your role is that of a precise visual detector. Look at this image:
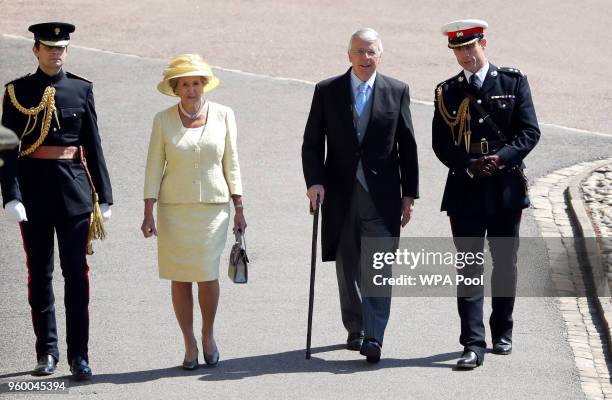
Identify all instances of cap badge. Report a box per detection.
[456,31,463,37]
[54,27,60,35]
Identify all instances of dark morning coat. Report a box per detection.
[302,68,419,261]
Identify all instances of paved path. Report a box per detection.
[1,0,610,133]
[1,35,611,400]
[530,160,612,400]
[0,7,611,399]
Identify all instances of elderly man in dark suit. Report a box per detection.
[432,19,540,369]
[302,28,419,363]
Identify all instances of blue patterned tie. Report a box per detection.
[355,82,368,116]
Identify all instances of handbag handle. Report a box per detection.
[234,230,246,251]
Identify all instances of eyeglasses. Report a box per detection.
[351,49,380,58]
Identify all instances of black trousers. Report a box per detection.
[449,210,521,362]
[19,213,91,364]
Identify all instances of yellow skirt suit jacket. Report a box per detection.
[144,101,243,282]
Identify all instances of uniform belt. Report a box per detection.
[469,139,504,156]
[25,145,80,160]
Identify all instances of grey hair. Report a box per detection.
[348,28,383,54]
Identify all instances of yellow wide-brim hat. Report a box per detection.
[157,54,220,97]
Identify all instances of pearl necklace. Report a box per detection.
[179,98,207,120]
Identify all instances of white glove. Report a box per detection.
[6,200,28,222]
[100,203,111,222]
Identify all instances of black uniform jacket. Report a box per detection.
[432,64,540,216]
[302,68,419,261]
[0,68,113,220]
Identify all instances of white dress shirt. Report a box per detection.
[463,62,489,86]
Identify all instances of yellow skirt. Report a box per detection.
[157,202,230,282]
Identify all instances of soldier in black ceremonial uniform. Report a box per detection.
[432,19,540,369]
[0,22,113,380]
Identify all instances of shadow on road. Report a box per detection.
[196,345,458,382]
[3,345,457,386]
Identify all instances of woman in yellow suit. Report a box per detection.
[141,54,246,369]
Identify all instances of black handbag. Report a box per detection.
[228,231,249,283]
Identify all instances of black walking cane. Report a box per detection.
[306,194,320,359]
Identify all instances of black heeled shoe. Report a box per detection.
[182,347,199,370]
[182,357,199,370]
[204,349,219,367]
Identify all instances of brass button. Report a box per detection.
[477,99,482,104]
[478,118,484,124]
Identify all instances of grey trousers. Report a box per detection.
[335,182,395,345]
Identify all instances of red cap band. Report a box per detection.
[447,27,484,39]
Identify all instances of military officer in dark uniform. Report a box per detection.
[0,22,113,380]
[432,19,540,369]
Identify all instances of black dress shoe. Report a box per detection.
[32,354,57,376]
[346,331,365,351]
[359,338,382,363]
[70,356,92,380]
[456,350,481,369]
[493,338,512,355]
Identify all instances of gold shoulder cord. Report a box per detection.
[436,85,472,151]
[8,83,105,255]
[6,84,59,157]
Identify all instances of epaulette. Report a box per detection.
[498,67,524,76]
[4,73,31,87]
[436,71,464,91]
[66,71,92,83]
[435,79,449,90]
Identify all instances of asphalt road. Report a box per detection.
[1,0,610,134]
[1,30,611,400]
